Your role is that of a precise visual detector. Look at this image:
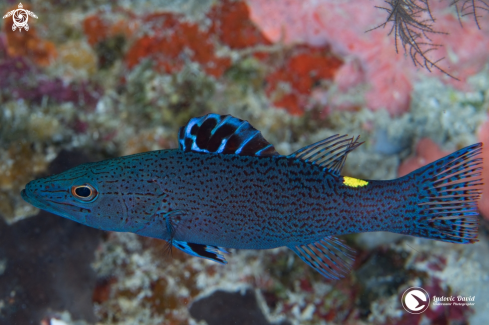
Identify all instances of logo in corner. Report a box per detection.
[401,287,430,314]
[3,3,38,32]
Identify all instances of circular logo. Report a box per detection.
[401,287,430,314]
[13,9,28,28]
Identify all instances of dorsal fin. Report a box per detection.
[288,134,363,175]
[178,114,279,156]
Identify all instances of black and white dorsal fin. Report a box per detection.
[173,240,229,264]
[178,114,279,157]
[288,134,363,175]
[288,236,355,280]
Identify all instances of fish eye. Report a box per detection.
[71,184,98,202]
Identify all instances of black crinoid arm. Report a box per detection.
[368,0,488,78]
[451,0,489,29]
[368,0,454,77]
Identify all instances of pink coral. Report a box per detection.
[334,58,364,91]
[477,118,489,220]
[425,14,489,84]
[397,138,450,177]
[246,0,489,115]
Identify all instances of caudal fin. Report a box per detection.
[406,143,483,243]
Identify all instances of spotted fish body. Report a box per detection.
[22,114,483,279]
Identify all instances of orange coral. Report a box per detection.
[83,13,138,46]
[208,0,272,49]
[83,15,109,46]
[92,277,116,304]
[3,4,56,66]
[123,0,272,78]
[125,13,231,78]
[265,45,342,115]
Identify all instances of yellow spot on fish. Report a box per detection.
[343,176,368,188]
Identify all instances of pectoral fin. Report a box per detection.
[173,240,229,264]
[288,236,355,279]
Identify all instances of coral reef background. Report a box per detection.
[0,0,488,324]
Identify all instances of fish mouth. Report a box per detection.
[21,187,87,223]
[21,188,49,210]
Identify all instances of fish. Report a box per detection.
[21,114,483,279]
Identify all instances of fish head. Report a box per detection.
[21,161,115,228]
[21,159,165,232]
[21,163,103,226]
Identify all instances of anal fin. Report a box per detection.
[173,240,229,265]
[288,236,355,280]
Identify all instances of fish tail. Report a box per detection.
[401,143,483,243]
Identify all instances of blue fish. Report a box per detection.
[21,114,482,279]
